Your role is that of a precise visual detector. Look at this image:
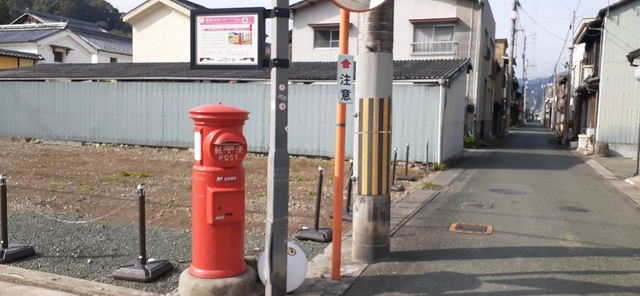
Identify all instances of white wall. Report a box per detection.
[38,32,94,63]
[443,72,467,161]
[292,0,360,61]
[595,1,640,156]
[93,52,133,63]
[393,0,457,59]
[130,5,191,62]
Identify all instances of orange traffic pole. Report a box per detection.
[332,8,350,281]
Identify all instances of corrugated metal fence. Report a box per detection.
[0,81,444,163]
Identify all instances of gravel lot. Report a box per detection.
[0,139,426,294]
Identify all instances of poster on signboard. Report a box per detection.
[191,8,265,69]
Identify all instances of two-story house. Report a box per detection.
[290,0,496,141]
[492,38,508,136]
[0,10,132,65]
[571,0,640,157]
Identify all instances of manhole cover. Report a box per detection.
[558,206,589,212]
[490,188,527,195]
[449,222,493,235]
[460,202,493,209]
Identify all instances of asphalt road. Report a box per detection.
[345,122,640,295]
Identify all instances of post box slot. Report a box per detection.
[206,187,244,225]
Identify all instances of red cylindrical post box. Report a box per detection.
[188,103,249,279]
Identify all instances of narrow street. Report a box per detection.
[346,122,640,295]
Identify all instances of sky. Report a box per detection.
[106,0,617,79]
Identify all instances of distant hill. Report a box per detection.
[520,75,554,110]
[0,0,130,36]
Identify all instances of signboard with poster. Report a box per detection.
[190,8,266,69]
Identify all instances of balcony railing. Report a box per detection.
[411,41,458,56]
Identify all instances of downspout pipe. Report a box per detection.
[438,78,447,164]
[472,0,483,143]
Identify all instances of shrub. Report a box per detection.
[463,136,475,148]
[433,163,447,171]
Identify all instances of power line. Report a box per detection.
[518,8,566,42]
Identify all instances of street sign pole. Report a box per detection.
[331,10,351,281]
[265,0,290,294]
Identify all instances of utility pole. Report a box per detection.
[352,0,394,264]
[562,11,576,147]
[522,35,526,125]
[506,0,518,134]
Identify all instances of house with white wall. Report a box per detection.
[0,10,132,64]
[290,0,496,141]
[571,0,640,157]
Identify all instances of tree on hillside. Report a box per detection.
[6,0,34,20]
[32,0,130,34]
[33,0,77,18]
[0,0,11,24]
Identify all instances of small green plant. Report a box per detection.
[555,132,563,143]
[433,163,447,171]
[49,182,64,188]
[79,185,93,191]
[463,136,475,148]
[421,182,442,190]
[121,171,151,178]
[106,175,124,182]
[293,176,315,182]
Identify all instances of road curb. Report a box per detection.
[0,265,160,296]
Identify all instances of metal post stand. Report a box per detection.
[396,143,416,181]
[330,160,355,221]
[112,184,172,282]
[342,161,354,222]
[295,167,332,242]
[391,148,405,192]
[420,140,430,172]
[635,121,640,176]
[0,174,35,264]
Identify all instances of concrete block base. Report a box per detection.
[178,266,257,296]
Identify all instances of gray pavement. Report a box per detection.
[3,122,640,295]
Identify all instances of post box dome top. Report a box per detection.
[189,102,249,122]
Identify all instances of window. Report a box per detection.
[53,51,63,63]
[110,58,118,63]
[412,25,456,55]
[484,30,494,61]
[314,29,339,48]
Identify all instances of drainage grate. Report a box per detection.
[449,222,493,235]
[558,206,589,212]
[490,188,527,195]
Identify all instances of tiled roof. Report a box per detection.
[393,59,471,80]
[172,0,207,10]
[290,0,319,10]
[1,12,132,56]
[0,27,61,43]
[73,29,132,55]
[13,10,106,33]
[0,48,44,60]
[0,59,471,81]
